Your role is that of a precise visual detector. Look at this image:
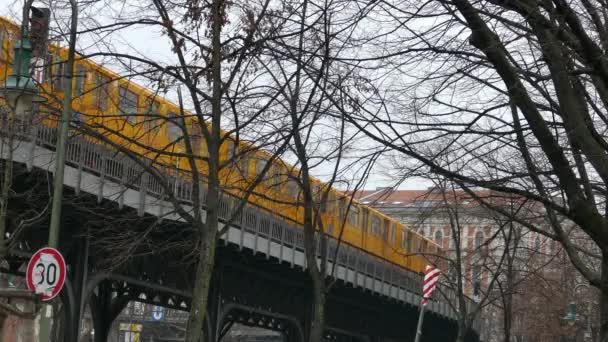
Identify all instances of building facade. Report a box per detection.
[355,187,599,342]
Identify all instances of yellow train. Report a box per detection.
[0,16,443,275]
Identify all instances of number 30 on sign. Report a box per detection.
[26,247,67,301]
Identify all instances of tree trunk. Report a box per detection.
[600,252,608,342]
[0,314,6,341]
[503,294,512,342]
[184,0,223,337]
[184,234,216,342]
[455,320,467,342]
[308,280,326,342]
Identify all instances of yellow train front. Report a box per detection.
[0,16,444,277]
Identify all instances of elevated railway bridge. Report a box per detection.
[1,118,481,342]
[0,15,481,342]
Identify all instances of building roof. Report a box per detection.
[352,187,496,209]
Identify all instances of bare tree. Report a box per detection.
[307,0,608,339]
[0,0,307,340]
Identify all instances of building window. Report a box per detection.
[534,236,541,252]
[167,112,181,141]
[474,231,484,249]
[550,239,556,254]
[435,230,443,248]
[472,265,481,297]
[119,86,138,124]
[74,64,86,97]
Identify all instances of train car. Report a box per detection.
[0,16,443,275]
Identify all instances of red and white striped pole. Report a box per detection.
[414,265,441,342]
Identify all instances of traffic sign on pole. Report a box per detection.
[414,265,441,342]
[26,247,66,301]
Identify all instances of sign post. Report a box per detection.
[414,265,441,342]
[26,247,66,301]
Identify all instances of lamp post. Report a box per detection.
[48,0,78,250]
[0,0,46,117]
[0,1,46,258]
[41,1,79,341]
[564,283,594,341]
[1,1,78,340]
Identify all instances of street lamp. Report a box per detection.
[564,283,589,325]
[563,282,595,341]
[0,3,46,117]
[1,38,46,116]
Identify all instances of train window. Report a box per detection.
[43,54,52,84]
[238,153,250,176]
[383,220,389,241]
[269,166,282,189]
[407,232,413,252]
[347,204,358,227]
[167,112,182,142]
[72,111,81,125]
[190,122,204,156]
[400,230,406,250]
[371,215,380,235]
[327,223,333,235]
[222,140,235,162]
[144,99,161,133]
[391,223,396,244]
[119,86,139,124]
[51,54,64,91]
[0,29,4,60]
[93,74,110,112]
[287,178,300,199]
[325,194,334,214]
[74,64,86,97]
[255,157,267,177]
[418,239,426,253]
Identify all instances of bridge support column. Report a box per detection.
[65,235,89,342]
[88,280,130,342]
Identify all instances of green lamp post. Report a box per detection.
[566,302,576,324]
[1,31,46,116]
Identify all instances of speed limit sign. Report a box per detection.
[26,247,66,301]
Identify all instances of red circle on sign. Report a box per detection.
[26,247,66,301]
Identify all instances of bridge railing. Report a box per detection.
[2,115,483,328]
